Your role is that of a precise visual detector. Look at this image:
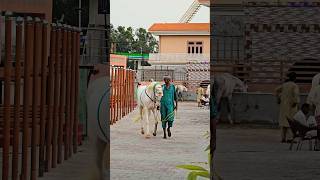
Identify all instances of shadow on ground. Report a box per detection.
[215,124,320,180]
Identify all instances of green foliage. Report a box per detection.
[110,25,159,53]
[177,131,223,180]
[187,171,210,180]
[176,165,208,172]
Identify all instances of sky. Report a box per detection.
[110,0,210,30]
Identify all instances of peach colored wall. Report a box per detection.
[110,54,127,67]
[0,0,52,22]
[159,35,210,54]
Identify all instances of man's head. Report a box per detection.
[301,103,310,115]
[204,94,208,98]
[287,72,297,82]
[163,76,171,85]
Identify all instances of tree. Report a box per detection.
[110,25,158,54]
[111,26,135,52]
[133,28,158,53]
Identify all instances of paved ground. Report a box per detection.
[110,102,209,180]
[214,124,320,180]
[0,141,101,180]
[39,143,100,180]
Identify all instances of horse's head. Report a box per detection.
[235,79,248,93]
[232,76,248,93]
[183,86,188,92]
[148,82,163,101]
[176,85,188,92]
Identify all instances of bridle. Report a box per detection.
[140,82,161,108]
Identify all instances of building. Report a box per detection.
[146,23,210,91]
[0,0,52,21]
[148,23,210,65]
[144,0,210,91]
[211,0,320,93]
[110,54,127,68]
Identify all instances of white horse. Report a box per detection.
[86,64,109,180]
[214,73,247,124]
[175,84,188,101]
[136,82,163,138]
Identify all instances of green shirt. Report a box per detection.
[160,84,177,107]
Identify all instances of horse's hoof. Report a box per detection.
[141,130,144,135]
[153,132,157,136]
[163,136,167,139]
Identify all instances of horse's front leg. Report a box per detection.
[145,109,151,138]
[152,109,158,136]
[180,93,183,102]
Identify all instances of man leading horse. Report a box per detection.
[160,76,178,139]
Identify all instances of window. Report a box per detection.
[187,41,203,54]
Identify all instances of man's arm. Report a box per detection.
[174,86,178,110]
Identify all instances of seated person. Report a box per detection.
[293,103,317,136]
[200,94,210,106]
[293,103,316,128]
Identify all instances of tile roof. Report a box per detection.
[148,23,210,32]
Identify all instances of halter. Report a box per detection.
[140,82,161,108]
[146,82,161,102]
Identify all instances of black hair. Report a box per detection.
[301,103,309,109]
[287,72,297,81]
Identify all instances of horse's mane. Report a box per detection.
[147,82,160,91]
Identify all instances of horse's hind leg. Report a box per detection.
[227,98,234,124]
[152,109,158,136]
[140,106,144,134]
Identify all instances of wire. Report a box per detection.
[97,86,111,142]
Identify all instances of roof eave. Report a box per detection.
[149,31,210,36]
[198,0,210,7]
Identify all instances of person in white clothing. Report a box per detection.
[293,104,316,128]
[307,80,320,150]
[200,94,210,106]
[293,103,319,150]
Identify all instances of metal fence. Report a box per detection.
[110,66,136,124]
[137,65,187,83]
[80,27,109,66]
[0,16,80,180]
